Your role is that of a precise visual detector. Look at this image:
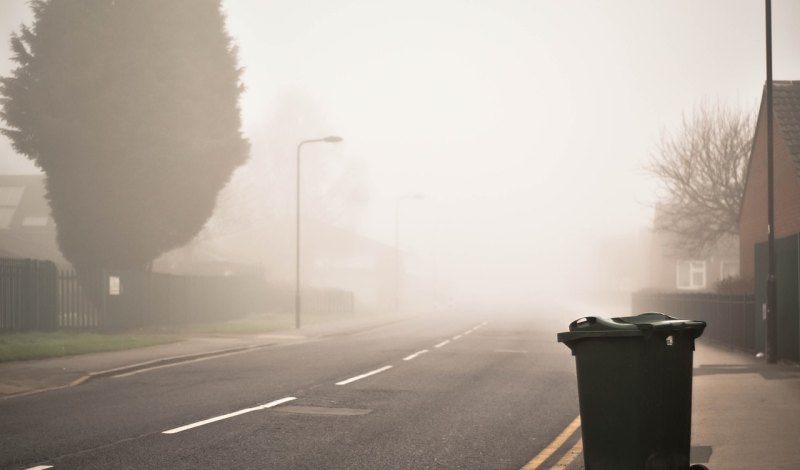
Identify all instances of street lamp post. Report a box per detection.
[296,135,342,329]
[765,0,778,363]
[395,193,425,315]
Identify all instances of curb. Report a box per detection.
[71,343,276,384]
[1,315,414,400]
[318,315,413,339]
[2,343,275,400]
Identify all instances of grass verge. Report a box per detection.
[161,312,361,336]
[0,311,371,362]
[149,312,293,336]
[0,332,181,363]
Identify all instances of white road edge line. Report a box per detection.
[434,340,450,348]
[403,349,429,361]
[162,396,296,435]
[336,365,393,385]
[113,349,257,378]
[452,334,463,340]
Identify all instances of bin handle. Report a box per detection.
[570,317,597,330]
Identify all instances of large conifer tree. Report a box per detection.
[0,0,248,271]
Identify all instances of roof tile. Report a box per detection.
[773,81,800,176]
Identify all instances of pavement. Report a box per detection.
[2,316,799,469]
[690,340,800,470]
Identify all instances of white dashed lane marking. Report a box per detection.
[403,349,429,361]
[336,366,394,385]
[162,397,296,434]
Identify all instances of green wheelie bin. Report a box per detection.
[557,313,707,470]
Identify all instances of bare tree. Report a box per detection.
[646,103,755,257]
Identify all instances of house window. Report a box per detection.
[0,186,24,228]
[677,260,706,290]
[0,186,24,206]
[0,208,14,229]
[720,260,740,280]
[22,216,48,227]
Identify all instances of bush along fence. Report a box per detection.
[631,292,756,353]
[1,257,356,333]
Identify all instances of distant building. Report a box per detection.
[305,222,396,314]
[155,217,397,314]
[0,174,67,264]
[739,81,800,280]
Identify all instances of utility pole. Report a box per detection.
[765,0,778,364]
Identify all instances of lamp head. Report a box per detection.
[323,136,343,143]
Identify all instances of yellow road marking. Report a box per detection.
[550,438,583,469]
[520,416,581,470]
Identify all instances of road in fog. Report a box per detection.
[1,313,582,469]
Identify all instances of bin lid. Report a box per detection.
[557,312,706,343]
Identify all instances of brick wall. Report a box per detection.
[739,100,800,278]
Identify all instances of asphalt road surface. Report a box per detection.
[1,311,583,469]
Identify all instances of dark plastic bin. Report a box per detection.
[557,313,706,470]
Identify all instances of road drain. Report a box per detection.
[275,406,372,416]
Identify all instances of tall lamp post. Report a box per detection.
[395,193,425,315]
[296,136,342,329]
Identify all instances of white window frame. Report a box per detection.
[676,260,706,290]
[719,259,740,280]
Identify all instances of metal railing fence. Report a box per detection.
[1,257,356,332]
[632,292,756,352]
[0,258,58,332]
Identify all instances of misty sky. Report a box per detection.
[2,1,800,308]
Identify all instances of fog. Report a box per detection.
[2,1,800,318]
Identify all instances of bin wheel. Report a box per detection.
[689,465,709,470]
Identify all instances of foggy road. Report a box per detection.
[1,312,582,469]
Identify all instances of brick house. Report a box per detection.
[739,81,800,280]
[647,204,739,292]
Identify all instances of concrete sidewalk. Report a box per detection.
[0,314,411,399]
[691,340,800,469]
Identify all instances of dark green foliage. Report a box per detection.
[714,276,754,294]
[0,0,248,271]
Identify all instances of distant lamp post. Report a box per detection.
[395,193,425,315]
[296,135,343,329]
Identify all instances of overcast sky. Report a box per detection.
[2,1,799,309]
